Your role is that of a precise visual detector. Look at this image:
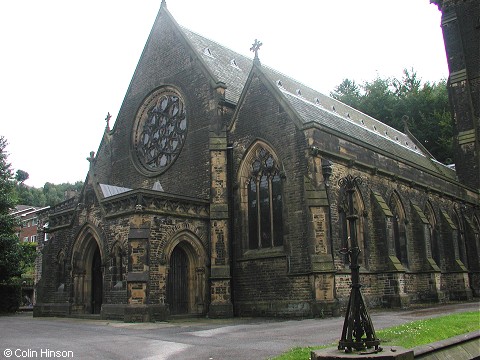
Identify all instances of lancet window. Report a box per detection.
[389,192,408,267]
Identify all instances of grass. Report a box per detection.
[376,311,479,348]
[271,311,480,360]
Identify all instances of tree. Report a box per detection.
[13,180,83,207]
[360,76,397,129]
[330,79,361,109]
[0,136,21,284]
[19,242,37,276]
[330,69,452,163]
[43,181,83,206]
[15,170,29,183]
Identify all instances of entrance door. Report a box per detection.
[167,246,188,314]
[91,246,103,314]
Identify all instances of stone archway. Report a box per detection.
[167,246,189,314]
[71,226,104,315]
[164,230,207,316]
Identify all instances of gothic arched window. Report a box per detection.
[244,145,284,250]
[424,202,440,266]
[339,186,367,268]
[453,212,467,265]
[389,192,408,268]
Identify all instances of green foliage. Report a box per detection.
[15,169,29,183]
[0,136,22,284]
[331,69,453,163]
[330,79,361,109]
[13,180,83,207]
[272,311,480,360]
[377,311,479,348]
[19,242,37,276]
[0,236,22,284]
[13,183,45,207]
[271,346,328,360]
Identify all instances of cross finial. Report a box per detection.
[250,39,263,62]
[105,112,112,130]
[87,151,95,164]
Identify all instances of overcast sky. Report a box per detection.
[0,0,448,188]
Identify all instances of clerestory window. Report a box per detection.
[246,146,283,249]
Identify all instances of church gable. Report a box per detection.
[91,4,224,199]
[229,68,313,278]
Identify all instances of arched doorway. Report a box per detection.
[163,231,208,316]
[71,226,104,315]
[167,246,189,315]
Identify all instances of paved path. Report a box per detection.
[0,302,478,360]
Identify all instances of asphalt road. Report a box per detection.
[0,302,478,360]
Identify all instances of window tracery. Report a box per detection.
[339,187,366,267]
[133,87,187,174]
[245,146,284,249]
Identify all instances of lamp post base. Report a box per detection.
[338,285,381,353]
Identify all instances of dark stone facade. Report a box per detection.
[432,0,480,189]
[34,1,479,321]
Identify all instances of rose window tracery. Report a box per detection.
[133,87,187,174]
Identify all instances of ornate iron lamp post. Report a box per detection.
[338,174,381,353]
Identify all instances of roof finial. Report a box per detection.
[250,39,263,63]
[105,112,112,131]
[161,0,167,9]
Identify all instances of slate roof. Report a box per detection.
[100,182,165,198]
[182,27,250,104]
[180,26,456,180]
[100,184,132,198]
[282,91,442,174]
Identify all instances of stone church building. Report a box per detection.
[34,0,479,321]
